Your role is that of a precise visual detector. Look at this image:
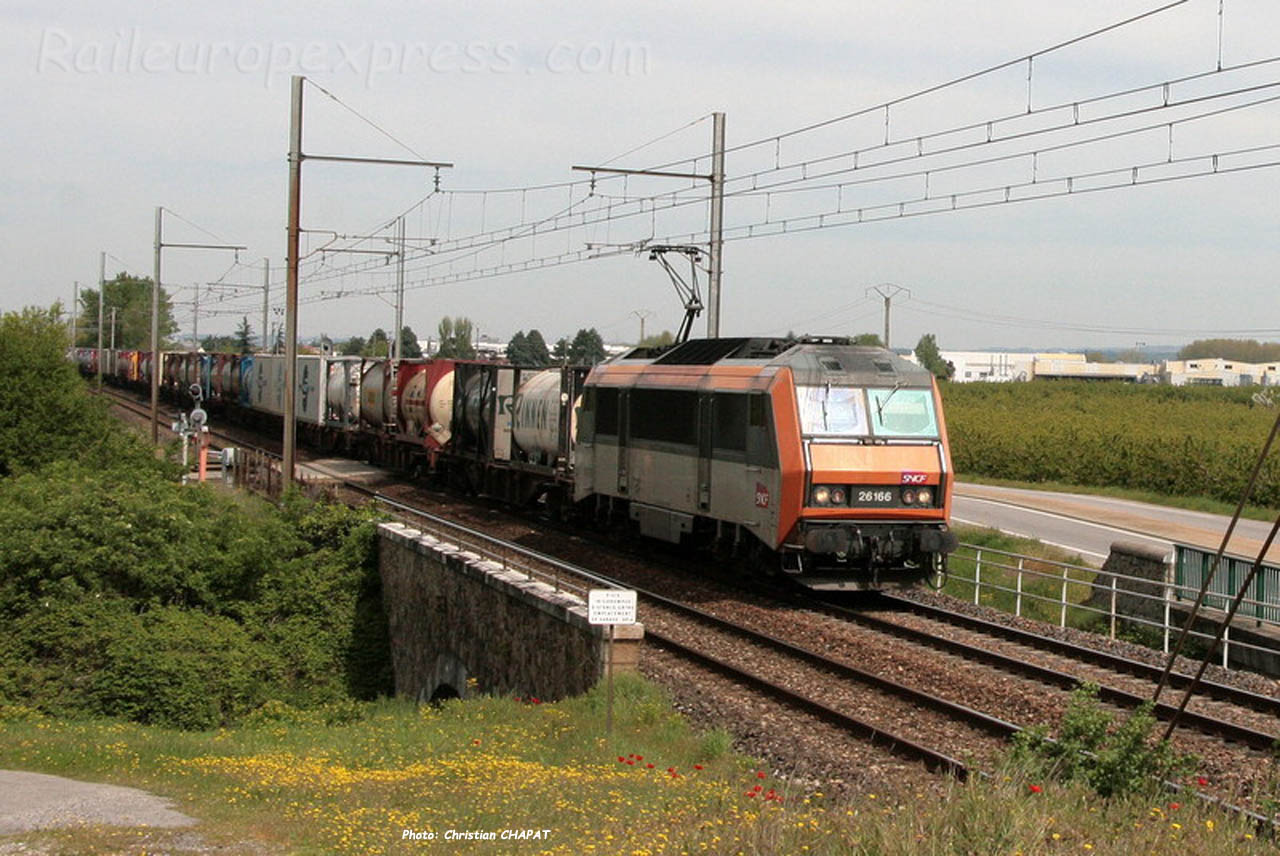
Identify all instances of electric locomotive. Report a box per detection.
[575,336,958,589]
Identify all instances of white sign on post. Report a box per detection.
[588,589,637,625]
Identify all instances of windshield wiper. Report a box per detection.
[875,382,903,422]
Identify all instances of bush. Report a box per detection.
[0,304,392,728]
[2,598,270,730]
[0,463,391,726]
[88,606,267,730]
[1012,683,1195,798]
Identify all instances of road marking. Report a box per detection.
[956,496,1174,549]
[951,515,1109,561]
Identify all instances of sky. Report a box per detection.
[3,0,1278,352]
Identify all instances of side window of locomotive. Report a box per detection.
[630,388,697,446]
[745,392,778,467]
[579,387,597,440]
[594,387,619,437]
[712,393,748,454]
[867,388,939,438]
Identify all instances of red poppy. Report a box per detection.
[693,764,703,770]
[1169,802,1181,811]
[646,763,654,769]
[1197,777,1208,786]
[745,791,756,798]
[471,739,480,745]
[753,785,763,792]
[667,767,675,773]
[671,772,680,778]
[635,755,643,761]
[617,756,626,763]
[756,771,766,779]
[626,760,635,765]
[1028,784,1042,794]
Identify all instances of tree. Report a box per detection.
[852,332,884,347]
[200,334,237,353]
[1177,339,1280,362]
[234,317,254,354]
[339,336,365,356]
[552,337,571,363]
[568,328,607,365]
[362,329,390,358]
[76,272,178,349]
[398,326,423,359]
[638,330,675,348]
[273,325,284,354]
[506,329,551,365]
[436,317,476,359]
[506,330,527,363]
[915,333,953,380]
[0,306,118,476]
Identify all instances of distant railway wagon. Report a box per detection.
[80,335,957,589]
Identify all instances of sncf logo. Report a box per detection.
[901,472,928,485]
[754,482,770,508]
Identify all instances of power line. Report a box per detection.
[304,78,434,163]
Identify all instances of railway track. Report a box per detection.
[881,592,1280,717]
[790,592,1280,752]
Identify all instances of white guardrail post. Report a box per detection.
[1109,576,1118,640]
[1015,557,1024,618]
[974,549,982,606]
[1059,565,1069,628]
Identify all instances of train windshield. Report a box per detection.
[797,385,868,436]
[867,387,939,438]
[797,385,939,439]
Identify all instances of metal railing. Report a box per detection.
[948,542,1280,671]
[371,495,601,601]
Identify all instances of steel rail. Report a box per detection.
[877,592,1280,717]
[643,628,972,780]
[808,597,1280,751]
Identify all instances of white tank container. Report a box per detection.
[327,362,349,422]
[427,369,454,446]
[360,360,389,426]
[512,370,575,459]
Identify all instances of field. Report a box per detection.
[1,677,1273,856]
[941,381,1280,507]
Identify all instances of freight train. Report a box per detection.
[78,336,958,590]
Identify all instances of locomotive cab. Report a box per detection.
[782,349,957,588]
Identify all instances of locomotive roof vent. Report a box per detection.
[820,358,843,372]
[874,359,894,373]
[651,337,796,365]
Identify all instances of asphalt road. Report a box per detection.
[951,482,1279,565]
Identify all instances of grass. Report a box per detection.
[942,524,1106,633]
[958,472,1280,523]
[1,677,1276,855]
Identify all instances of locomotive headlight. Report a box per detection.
[902,488,917,505]
[829,487,847,506]
[916,488,933,506]
[812,485,831,505]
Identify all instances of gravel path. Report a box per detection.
[0,770,197,835]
